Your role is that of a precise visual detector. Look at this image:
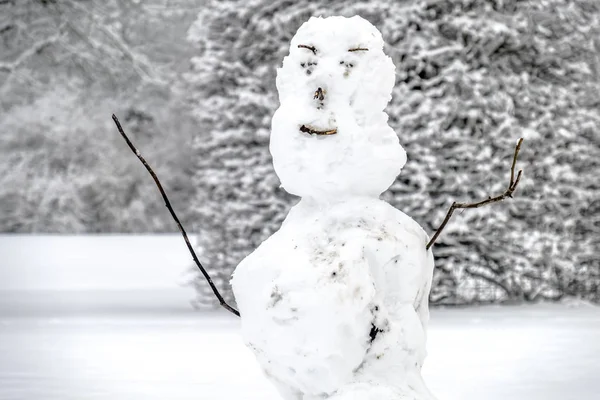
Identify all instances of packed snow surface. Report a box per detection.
[0,304,598,400]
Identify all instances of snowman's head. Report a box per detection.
[270,16,406,200]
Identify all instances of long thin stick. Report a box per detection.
[426,138,524,251]
[112,114,240,317]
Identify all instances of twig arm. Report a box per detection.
[426,138,524,251]
[426,202,457,251]
[111,114,240,317]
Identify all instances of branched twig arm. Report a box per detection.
[426,138,524,251]
[112,114,240,317]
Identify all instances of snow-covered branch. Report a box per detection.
[63,0,167,86]
[0,23,13,35]
[0,26,65,73]
[465,266,512,296]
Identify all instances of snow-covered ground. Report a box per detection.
[0,235,196,292]
[0,305,598,400]
[1,236,598,399]
[0,234,197,316]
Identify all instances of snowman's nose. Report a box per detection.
[313,87,325,101]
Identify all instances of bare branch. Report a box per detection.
[508,137,523,193]
[426,138,524,250]
[111,114,240,317]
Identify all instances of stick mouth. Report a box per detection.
[300,124,337,136]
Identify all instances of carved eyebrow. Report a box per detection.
[298,44,317,55]
[348,47,369,52]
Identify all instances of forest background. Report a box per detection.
[1,0,598,306]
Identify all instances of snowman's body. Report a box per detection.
[231,16,436,400]
[233,198,434,399]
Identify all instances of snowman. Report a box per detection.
[231,16,436,400]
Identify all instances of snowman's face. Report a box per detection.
[270,16,406,199]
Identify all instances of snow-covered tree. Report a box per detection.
[186,0,600,305]
[0,0,204,233]
[382,0,600,303]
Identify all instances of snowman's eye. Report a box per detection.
[298,44,317,55]
[348,47,369,52]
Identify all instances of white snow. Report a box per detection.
[0,305,598,400]
[0,236,598,399]
[271,16,405,199]
[0,235,197,316]
[233,197,434,399]
[0,234,196,291]
[236,16,435,399]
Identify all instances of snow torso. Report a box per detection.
[232,198,434,399]
[231,15,437,400]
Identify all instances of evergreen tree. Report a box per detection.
[186,0,600,305]
[383,0,600,303]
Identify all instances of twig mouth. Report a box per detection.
[300,124,337,136]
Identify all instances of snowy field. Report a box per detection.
[0,305,599,400]
[0,236,599,400]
